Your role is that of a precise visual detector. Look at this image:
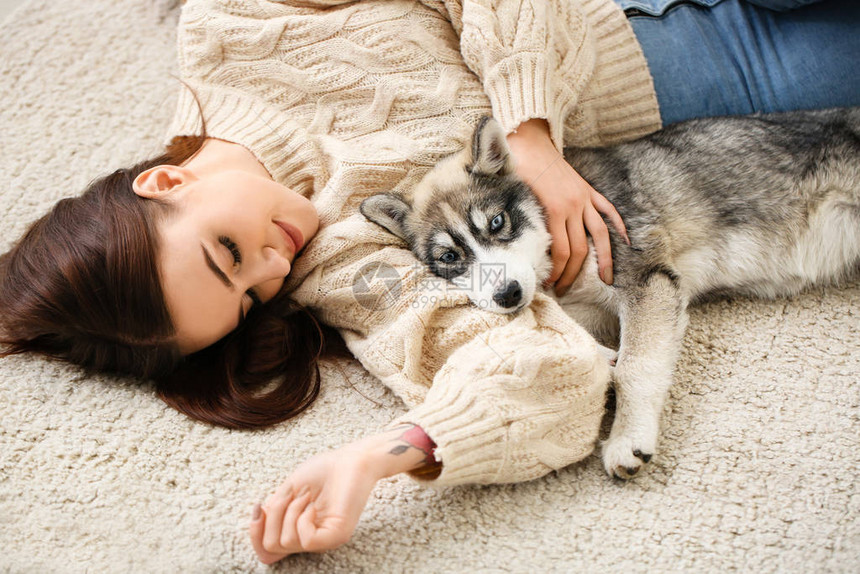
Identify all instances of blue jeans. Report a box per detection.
[616,0,860,125]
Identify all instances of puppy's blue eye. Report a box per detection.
[440,251,458,263]
[490,213,505,231]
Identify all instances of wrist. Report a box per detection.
[355,424,440,480]
[506,118,552,151]
[507,117,550,138]
[506,119,562,184]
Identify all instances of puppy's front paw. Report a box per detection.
[601,434,653,480]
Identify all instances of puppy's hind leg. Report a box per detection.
[602,269,688,480]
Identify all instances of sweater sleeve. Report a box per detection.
[422,0,588,150]
[424,0,661,148]
[391,302,611,485]
[289,218,610,487]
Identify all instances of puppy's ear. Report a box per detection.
[469,116,515,176]
[359,193,413,240]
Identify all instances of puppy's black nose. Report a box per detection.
[493,280,522,308]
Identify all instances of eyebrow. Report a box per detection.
[202,243,249,325]
[201,244,235,290]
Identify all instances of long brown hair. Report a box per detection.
[0,136,333,429]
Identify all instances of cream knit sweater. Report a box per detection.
[169,0,661,486]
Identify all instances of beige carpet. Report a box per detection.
[0,1,858,572]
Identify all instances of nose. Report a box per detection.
[249,246,292,302]
[262,245,292,277]
[493,280,522,309]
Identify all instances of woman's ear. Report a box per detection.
[132,165,193,199]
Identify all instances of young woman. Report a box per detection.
[0,0,857,565]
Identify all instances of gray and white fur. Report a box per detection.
[360,110,860,480]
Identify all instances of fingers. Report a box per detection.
[583,205,613,285]
[250,483,315,565]
[250,489,316,564]
[590,189,629,245]
[262,486,293,554]
[298,508,352,553]
[249,505,288,565]
[250,489,354,561]
[279,492,313,551]
[546,211,571,285]
[555,217,588,295]
[550,185,621,291]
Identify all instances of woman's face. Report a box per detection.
[144,168,319,354]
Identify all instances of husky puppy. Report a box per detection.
[360,110,860,479]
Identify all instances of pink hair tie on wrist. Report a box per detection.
[402,424,438,463]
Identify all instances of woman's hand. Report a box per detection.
[506,119,629,294]
[249,446,379,563]
[250,424,439,564]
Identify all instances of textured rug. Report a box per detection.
[0,1,858,572]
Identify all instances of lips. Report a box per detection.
[275,220,304,258]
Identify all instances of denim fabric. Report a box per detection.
[745,0,824,11]
[614,0,823,15]
[618,0,860,126]
[614,0,721,17]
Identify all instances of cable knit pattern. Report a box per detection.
[169,0,657,486]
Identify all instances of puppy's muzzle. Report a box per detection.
[493,280,523,309]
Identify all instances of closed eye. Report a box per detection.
[219,235,262,318]
[219,235,242,265]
